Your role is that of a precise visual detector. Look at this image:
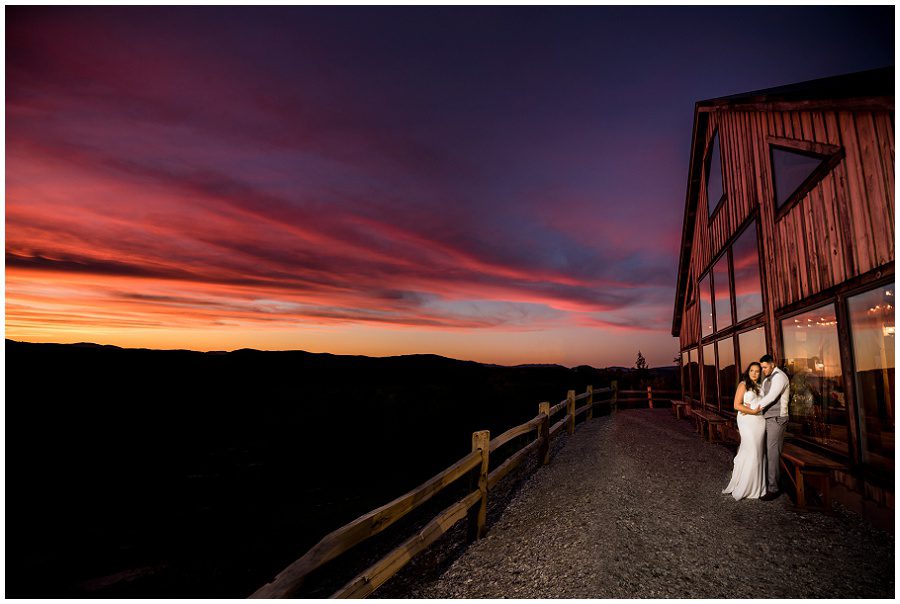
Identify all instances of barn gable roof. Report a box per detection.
[671,66,894,338]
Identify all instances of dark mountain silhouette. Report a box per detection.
[6,339,677,597]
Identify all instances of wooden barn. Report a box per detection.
[671,67,894,526]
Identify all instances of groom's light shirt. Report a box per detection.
[757,367,789,417]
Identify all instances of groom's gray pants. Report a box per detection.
[765,416,788,492]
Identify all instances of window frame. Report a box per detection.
[698,270,714,340]
[698,217,766,346]
[705,129,727,221]
[777,299,851,458]
[767,135,843,222]
[701,341,718,411]
[715,335,737,414]
[844,281,895,477]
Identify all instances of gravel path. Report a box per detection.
[389,408,894,598]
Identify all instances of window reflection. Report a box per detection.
[688,348,699,401]
[738,326,767,370]
[733,224,763,322]
[707,134,724,215]
[699,274,713,338]
[848,285,895,473]
[717,337,736,412]
[713,255,732,331]
[781,305,847,454]
[702,342,717,408]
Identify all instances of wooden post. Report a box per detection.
[538,402,550,464]
[586,385,594,421]
[567,390,576,434]
[467,430,490,542]
[647,386,653,409]
[611,380,618,413]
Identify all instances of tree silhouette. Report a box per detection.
[635,350,648,370]
[634,350,649,387]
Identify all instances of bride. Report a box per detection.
[722,361,766,500]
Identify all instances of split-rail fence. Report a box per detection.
[251,384,678,598]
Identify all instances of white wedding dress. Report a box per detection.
[722,388,767,500]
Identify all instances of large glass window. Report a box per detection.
[700,221,763,341]
[848,285,895,473]
[702,342,717,407]
[688,348,699,401]
[706,133,724,215]
[716,337,736,411]
[699,274,713,338]
[737,326,767,373]
[781,305,848,454]
[713,255,732,331]
[732,224,764,322]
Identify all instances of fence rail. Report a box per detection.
[250,383,676,599]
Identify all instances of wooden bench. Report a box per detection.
[691,409,729,443]
[780,442,849,513]
[671,399,690,421]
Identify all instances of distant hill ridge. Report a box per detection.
[6,339,674,371]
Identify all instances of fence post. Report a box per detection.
[586,385,594,421]
[647,385,653,409]
[467,430,490,542]
[567,390,576,434]
[538,401,550,465]
[611,380,618,413]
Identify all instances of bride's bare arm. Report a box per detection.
[732,382,760,414]
[733,383,747,411]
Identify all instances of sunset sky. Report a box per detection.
[5,6,894,367]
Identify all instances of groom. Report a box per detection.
[756,354,790,500]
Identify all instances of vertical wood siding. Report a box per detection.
[681,105,894,347]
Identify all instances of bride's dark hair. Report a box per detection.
[741,362,762,395]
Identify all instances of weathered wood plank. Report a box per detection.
[798,112,824,296]
[838,111,877,274]
[873,113,895,254]
[782,212,798,307]
[855,112,892,267]
[567,390,576,435]
[467,430,490,542]
[800,111,814,143]
[549,417,568,439]
[804,189,823,295]
[811,111,844,286]
[489,415,543,453]
[538,402,550,465]
[819,170,845,285]
[549,400,567,417]
[249,449,483,598]
[332,490,483,599]
[826,111,859,278]
[782,111,794,138]
[487,436,544,489]
[792,111,804,141]
[794,201,809,301]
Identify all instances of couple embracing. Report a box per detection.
[722,354,790,501]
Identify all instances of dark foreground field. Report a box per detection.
[6,340,674,597]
